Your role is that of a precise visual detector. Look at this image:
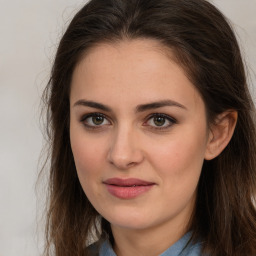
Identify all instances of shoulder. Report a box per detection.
[87,238,116,256]
[87,239,102,256]
[160,232,205,256]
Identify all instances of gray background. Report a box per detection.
[0,1,255,255]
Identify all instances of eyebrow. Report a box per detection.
[73,99,187,112]
[135,100,187,112]
[73,100,112,112]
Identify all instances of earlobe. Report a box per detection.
[204,110,238,160]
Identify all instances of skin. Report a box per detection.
[69,39,237,256]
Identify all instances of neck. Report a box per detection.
[111,216,191,256]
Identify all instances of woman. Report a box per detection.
[42,0,256,255]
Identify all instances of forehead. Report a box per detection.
[70,39,204,112]
[73,39,176,82]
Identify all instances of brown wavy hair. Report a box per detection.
[41,0,256,255]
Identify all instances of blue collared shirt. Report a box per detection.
[97,232,202,256]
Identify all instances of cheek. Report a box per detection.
[148,131,207,216]
[70,131,116,217]
[70,129,106,184]
[147,128,207,183]
[70,135,107,210]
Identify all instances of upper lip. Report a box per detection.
[103,178,155,187]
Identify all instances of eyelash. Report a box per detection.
[80,112,177,131]
[80,113,110,130]
[143,113,177,130]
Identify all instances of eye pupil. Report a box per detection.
[154,116,165,126]
[92,116,104,125]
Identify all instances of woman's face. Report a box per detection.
[70,39,210,234]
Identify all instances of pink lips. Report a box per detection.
[103,178,155,199]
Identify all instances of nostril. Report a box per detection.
[108,159,137,170]
[127,162,136,167]
[107,139,144,169]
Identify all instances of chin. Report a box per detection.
[110,219,152,231]
[105,209,158,231]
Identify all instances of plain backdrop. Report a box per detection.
[0,1,255,255]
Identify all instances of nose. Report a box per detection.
[107,125,144,170]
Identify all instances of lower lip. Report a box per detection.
[105,184,154,199]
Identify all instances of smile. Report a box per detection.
[103,178,156,199]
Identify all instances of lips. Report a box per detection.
[103,178,155,199]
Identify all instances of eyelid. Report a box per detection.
[143,113,177,129]
[80,112,111,128]
[79,112,177,131]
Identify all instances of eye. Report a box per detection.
[144,113,176,129]
[81,113,111,128]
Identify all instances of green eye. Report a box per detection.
[92,115,105,125]
[81,113,111,128]
[145,113,177,129]
[153,116,166,126]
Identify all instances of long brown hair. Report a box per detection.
[42,0,256,255]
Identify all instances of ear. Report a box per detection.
[204,110,238,160]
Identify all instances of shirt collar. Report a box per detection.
[99,232,202,256]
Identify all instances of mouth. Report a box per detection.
[103,178,156,199]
